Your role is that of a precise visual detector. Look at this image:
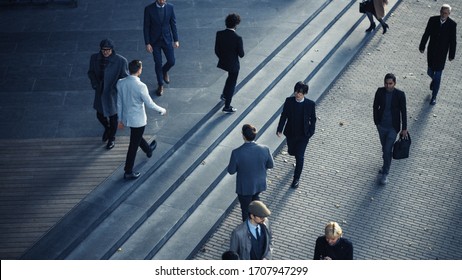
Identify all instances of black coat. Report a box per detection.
[373,87,407,133]
[277,96,316,139]
[313,236,353,260]
[419,16,457,71]
[215,29,244,73]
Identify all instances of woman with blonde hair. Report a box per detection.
[313,222,353,260]
[365,0,389,34]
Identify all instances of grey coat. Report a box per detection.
[227,142,274,196]
[230,219,273,260]
[88,51,128,117]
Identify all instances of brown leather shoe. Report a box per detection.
[163,72,170,84]
[156,85,164,96]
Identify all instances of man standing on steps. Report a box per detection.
[419,4,457,105]
[117,60,167,180]
[215,13,245,113]
[227,124,274,221]
[373,73,408,185]
[88,38,129,150]
[277,81,316,189]
[144,0,179,96]
[230,200,273,260]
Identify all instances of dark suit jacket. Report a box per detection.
[215,29,244,73]
[373,87,407,133]
[227,142,274,196]
[143,2,179,45]
[277,97,316,139]
[419,16,457,71]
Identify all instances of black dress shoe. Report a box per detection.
[106,140,115,150]
[222,106,237,113]
[220,94,226,101]
[124,172,141,180]
[290,178,300,189]
[146,140,157,158]
[430,98,436,105]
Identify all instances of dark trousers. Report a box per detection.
[223,71,239,108]
[96,112,117,141]
[377,125,397,175]
[287,136,310,180]
[427,67,443,98]
[238,193,260,222]
[152,40,175,86]
[124,126,150,174]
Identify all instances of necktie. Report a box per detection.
[256,226,260,240]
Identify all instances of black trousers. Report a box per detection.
[238,193,260,222]
[223,71,239,108]
[287,136,310,180]
[96,112,118,141]
[124,126,150,174]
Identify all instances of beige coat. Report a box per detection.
[373,0,388,19]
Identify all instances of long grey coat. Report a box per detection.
[88,51,128,117]
[230,219,273,260]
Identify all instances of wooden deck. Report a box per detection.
[0,137,130,259]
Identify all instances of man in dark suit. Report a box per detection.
[277,81,316,189]
[215,13,245,113]
[419,4,457,105]
[228,124,274,221]
[373,73,408,185]
[144,0,179,96]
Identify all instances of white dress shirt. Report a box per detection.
[117,75,166,128]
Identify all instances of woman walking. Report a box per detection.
[365,0,389,34]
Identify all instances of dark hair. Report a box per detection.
[242,124,257,141]
[294,81,309,94]
[384,73,396,83]
[225,13,241,28]
[128,60,142,74]
[222,250,239,260]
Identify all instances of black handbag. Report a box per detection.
[393,133,411,160]
[359,0,372,14]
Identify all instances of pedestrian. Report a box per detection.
[230,200,273,260]
[88,38,129,150]
[227,124,274,221]
[365,0,389,34]
[215,13,245,113]
[373,73,408,185]
[143,0,180,96]
[221,250,239,260]
[313,222,353,260]
[117,60,167,180]
[276,81,316,189]
[419,4,457,105]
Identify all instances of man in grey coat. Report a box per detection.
[88,39,129,149]
[227,124,274,221]
[230,200,273,260]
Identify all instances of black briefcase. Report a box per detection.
[393,133,411,160]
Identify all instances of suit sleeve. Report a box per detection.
[419,18,432,51]
[400,91,407,131]
[143,6,151,45]
[214,32,220,58]
[227,150,237,175]
[277,99,289,134]
[448,21,457,60]
[169,5,179,42]
[87,54,98,89]
[229,228,239,256]
[266,147,274,169]
[308,101,316,137]
[237,36,244,58]
[372,88,381,125]
[140,84,166,114]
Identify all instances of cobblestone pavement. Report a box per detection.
[194,0,462,260]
